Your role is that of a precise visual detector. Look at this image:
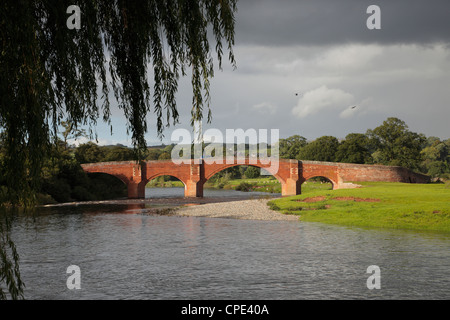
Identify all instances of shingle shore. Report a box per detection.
[175,199,300,221]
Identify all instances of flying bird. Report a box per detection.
[351,106,357,109]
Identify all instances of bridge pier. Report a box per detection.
[126,163,146,199]
[127,181,146,199]
[281,160,302,196]
[282,178,302,196]
[185,162,204,197]
[185,180,204,197]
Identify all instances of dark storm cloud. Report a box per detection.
[91,0,450,145]
[235,0,450,46]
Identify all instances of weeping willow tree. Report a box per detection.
[0,0,237,299]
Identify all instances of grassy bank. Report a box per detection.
[268,182,450,232]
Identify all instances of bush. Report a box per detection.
[268,202,280,211]
[36,193,57,205]
[213,172,231,189]
[441,172,450,181]
[244,166,260,179]
[235,182,254,192]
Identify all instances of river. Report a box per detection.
[8,188,450,300]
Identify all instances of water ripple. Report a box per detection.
[10,204,450,300]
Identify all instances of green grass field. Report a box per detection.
[268,181,450,233]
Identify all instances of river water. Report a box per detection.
[8,188,450,300]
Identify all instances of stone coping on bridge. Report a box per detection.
[81,159,423,168]
[80,158,294,167]
[80,159,429,177]
[300,161,429,177]
[300,160,403,169]
[80,161,140,166]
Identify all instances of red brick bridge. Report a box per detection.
[81,158,430,198]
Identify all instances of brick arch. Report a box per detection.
[301,161,340,190]
[80,161,141,185]
[302,175,337,189]
[86,171,129,186]
[204,163,286,185]
[81,161,146,198]
[144,172,187,187]
[85,171,130,198]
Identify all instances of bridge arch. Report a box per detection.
[86,171,129,186]
[205,163,286,185]
[302,175,336,190]
[145,173,186,198]
[144,172,187,187]
[301,161,340,190]
[84,172,128,199]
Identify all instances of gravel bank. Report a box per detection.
[175,198,300,221]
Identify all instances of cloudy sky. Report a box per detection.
[76,0,450,146]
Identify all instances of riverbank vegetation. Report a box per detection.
[268,182,450,233]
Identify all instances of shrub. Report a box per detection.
[268,202,280,211]
[36,193,57,205]
[244,166,260,179]
[235,182,254,192]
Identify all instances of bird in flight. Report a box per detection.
[351,106,357,109]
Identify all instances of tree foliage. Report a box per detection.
[279,118,444,176]
[146,148,163,160]
[367,117,425,170]
[0,210,25,300]
[297,136,339,162]
[420,137,450,178]
[40,141,127,203]
[244,166,260,179]
[335,133,372,164]
[60,121,87,147]
[0,0,237,205]
[278,135,307,159]
[74,142,105,164]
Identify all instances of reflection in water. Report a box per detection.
[10,199,450,300]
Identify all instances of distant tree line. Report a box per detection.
[278,117,450,179]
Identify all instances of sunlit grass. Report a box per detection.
[268,182,450,233]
